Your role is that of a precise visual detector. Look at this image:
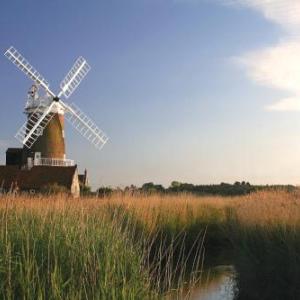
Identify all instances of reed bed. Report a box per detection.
[1,190,300,299]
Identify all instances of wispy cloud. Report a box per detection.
[222,0,300,31]
[221,0,300,111]
[266,96,300,111]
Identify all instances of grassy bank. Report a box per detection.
[1,191,300,299]
[0,197,158,299]
[0,195,206,299]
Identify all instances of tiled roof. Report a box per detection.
[0,165,77,191]
[6,148,23,153]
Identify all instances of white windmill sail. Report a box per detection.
[4,45,109,152]
[59,57,91,99]
[63,102,108,150]
[15,103,56,149]
[4,46,55,97]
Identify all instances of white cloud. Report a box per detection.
[266,97,300,111]
[221,0,300,111]
[223,0,300,31]
[236,40,300,93]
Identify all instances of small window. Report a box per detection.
[35,152,41,160]
[29,189,36,195]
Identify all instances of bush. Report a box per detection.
[41,183,68,195]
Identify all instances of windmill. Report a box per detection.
[4,46,108,168]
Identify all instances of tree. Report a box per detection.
[97,187,113,198]
[141,182,165,194]
[171,181,181,188]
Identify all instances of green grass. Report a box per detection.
[228,220,300,300]
[1,191,300,299]
[0,205,157,299]
[0,196,206,299]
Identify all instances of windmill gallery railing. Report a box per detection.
[33,158,75,167]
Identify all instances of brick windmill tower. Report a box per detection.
[0,47,108,196]
[22,83,67,166]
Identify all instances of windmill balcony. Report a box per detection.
[33,157,75,167]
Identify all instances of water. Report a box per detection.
[183,236,300,300]
[188,265,236,300]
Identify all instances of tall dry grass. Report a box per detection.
[0,194,159,299]
[1,190,300,299]
[0,193,206,299]
[3,190,299,226]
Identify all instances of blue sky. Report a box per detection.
[1,0,300,188]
